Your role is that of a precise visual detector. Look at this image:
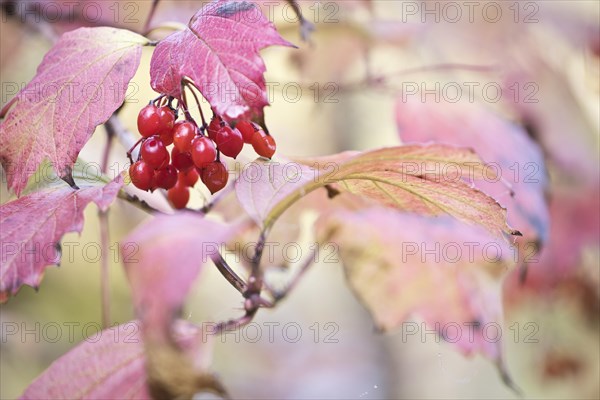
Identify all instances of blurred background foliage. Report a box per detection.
[1,0,598,399]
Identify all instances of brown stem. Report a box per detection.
[213,308,258,334]
[284,0,315,42]
[183,79,208,130]
[211,253,247,294]
[266,248,317,303]
[117,191,163,214]
[198,181,235,214]
[99,209,111,328]
[179,80,198,126]
[102,124,116,172]
[143,0,160,35]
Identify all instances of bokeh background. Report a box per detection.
[1,1,598,399]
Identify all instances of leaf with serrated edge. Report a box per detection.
[0,27,147,196]
[150,0,294,121]
[0,168,123,302]
[396,98,548,242]
[122,213,233,398]
[236,145,520,238]
[321,208,514,360]
[20,320,203,400]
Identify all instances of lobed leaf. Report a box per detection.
[320,208,515,362]
[236,145,520,238]
[150,0,294,121]
[0,168,123,303]
[396,98,549,242]
[122,213,234,397]
[20,321,206,400]
[0,27,147,196]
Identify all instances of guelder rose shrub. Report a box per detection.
[4,0,579,398]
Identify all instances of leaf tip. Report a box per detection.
[496,359,523,396]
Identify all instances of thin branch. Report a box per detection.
[101,123,116,172]
[213,308,258,334]
[99,210,111,328]
[183,79,208,129]
[198,181,236,214]
[211,253,247,294]
[105,115,138,158]
[98,125,115,328]
[143,0,161,35]
[179,80,198,126]
[265,248,317,304]
[284,0,315,42]
[117,191,164,214]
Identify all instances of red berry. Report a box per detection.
[191,136,217,168]
[171,147,194,172]
[173,121,196,153]
[180,169,199,187]
[168,183,190,210]
[201,161,228,194]
[251,130,276,159]
[207,116,224,141]
[159,130,174,146]
[157,106,175,134]
[154,165,178,190]
[215,126,244,158]
[137,104,161,137]
[141,137,170,169]
[236,120,258,144]
[129,160,154,191]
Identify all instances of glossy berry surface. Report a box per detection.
[180,169,199,187]
[157,106,175,134]
[141,137,170,169]
[191,136,217,168]
[173,121,196,152]
[137,104,161,137]
[154,165,178,190]
[159,129,174,146]
[251,130,276,159]
[236,120,257,144]
[129,160,154,191]
[215,126,244,158]
[207,116,223,141]
[168,183,190,210]
[201,161,228,194]
[171,147,194,172]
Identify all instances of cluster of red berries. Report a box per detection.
[128,102,276,210]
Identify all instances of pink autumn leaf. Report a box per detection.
[236,146,521,238]
[20,320,203,400]
[150,0,294,121]
[0,27,148,196]
[0,173,123,303]
[122,213,233,397]
[123,212,234,339]
[396,98,549,242]
[319,208,516,376]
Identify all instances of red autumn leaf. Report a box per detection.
[236,146,520,238]
[0,27,147,196]
[0,173,123,303]
[149,0,294,121]
[395,98,549,242]
[20,320,204,400]
[319,208,516,371]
